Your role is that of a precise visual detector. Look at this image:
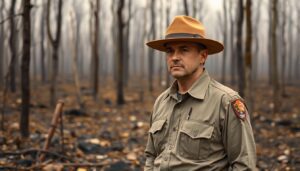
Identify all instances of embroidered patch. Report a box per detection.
[231,99,247,120]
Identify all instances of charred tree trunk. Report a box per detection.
[268,1,273,85]
[165,0,171,89]
[47,0,63,107]
[271,0,280,113]
[229,0,236,86]
[296,3,300,80]
[0,1,4,87]
[40,2,46,83]
[91,0,100,101]
[148,0,156,92]
[116,0,125,105]
[287,1,293,84]
[280,0,287,96]
[9,0,17,92]
[252,0,262,82]
[221,0,228,84]
[244,0,253,113]
[70,11,84,109]
[236,0,245,97]
[183,0,189,16]
[20,0,31,138]
[123,0,132,87]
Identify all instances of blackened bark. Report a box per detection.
[40,2,46,83]
[47,0,63,107]
[9,0,17,92]
[236,0,245,97]
[148,0,156,92]
[271,0,280,113]
[92,0,100,101]
[116,0,125,105]
[20,0,31,138]
[221,0,228,84]
[245,0,253,114]
[183,0,189,16]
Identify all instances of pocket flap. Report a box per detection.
[181,121,214,139]
[149,120,166,134]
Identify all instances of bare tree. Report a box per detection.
[0,1,4,87]
[221,0,228,84]
[47,0,63,106]
[69,10,84,109]
[271,0,280,113]
[20,0,31,138]
[148,0,156,92]
[165,0,171,89]
[287,1,293,83]
[244,0,253,113]
[91,0,100,101]
[296,2,300,79]
[116,0,125,105]
[252,0,262,82]
[229,0,236,85]
[280,0,287,96]
[236,0,245,97]
[9,0,17,92]
[40,1,46,83]
[268,0,273,85]
[183,0,189,16]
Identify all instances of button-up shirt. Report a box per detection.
[144,70,256,171]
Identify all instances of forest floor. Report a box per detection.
[0,80,299,171]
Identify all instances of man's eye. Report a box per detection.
[182,48,189,52]
[166,49,173,54]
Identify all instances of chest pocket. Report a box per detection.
[178,120,214,160]
[149,119,167,154]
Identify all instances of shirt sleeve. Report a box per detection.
[144,113,156,171]
[222,96,257,170]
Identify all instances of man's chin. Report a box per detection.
[171,73,185,79]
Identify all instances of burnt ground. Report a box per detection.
[0,81,299,170]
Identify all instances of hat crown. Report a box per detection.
[166,16,206,37]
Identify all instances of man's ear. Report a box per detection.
[200,50,208,64]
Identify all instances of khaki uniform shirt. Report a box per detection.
[144,70,256,171]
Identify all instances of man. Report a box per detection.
[144,16,256,170]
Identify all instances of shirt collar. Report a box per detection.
[168,69,211,100]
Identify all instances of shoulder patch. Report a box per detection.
[231,99,247,121]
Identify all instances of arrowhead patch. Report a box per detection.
[231,99,247,121]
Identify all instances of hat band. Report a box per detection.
[165,33,204,39]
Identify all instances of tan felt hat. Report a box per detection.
[146,15,224,55]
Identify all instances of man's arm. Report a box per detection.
[144,132,156,171]
[144,111,157,171]
[222,97,257,170]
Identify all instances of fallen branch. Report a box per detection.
[39,100,64,162]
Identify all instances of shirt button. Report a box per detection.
[173,127,176,131]
[169,145,173,150]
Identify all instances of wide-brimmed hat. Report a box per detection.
[146,15,224,55]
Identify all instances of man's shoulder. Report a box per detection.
[154,88,170,105]
[209,79,240,101]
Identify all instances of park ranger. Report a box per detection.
[144,16,256,170]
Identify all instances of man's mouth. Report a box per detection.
[171,65,183,69]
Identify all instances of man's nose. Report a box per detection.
[171,50,181,60]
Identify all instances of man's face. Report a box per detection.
[165,42,207,79]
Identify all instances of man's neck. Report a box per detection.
[177,68,204,94]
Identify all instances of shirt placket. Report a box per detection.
[160,98,183,171]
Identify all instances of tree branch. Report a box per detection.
[0,13,23,25]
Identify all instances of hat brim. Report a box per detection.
[146,38,224,55]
